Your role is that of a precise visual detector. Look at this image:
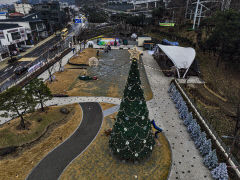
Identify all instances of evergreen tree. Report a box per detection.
[184,112,193,126]
[204,149,218,170]
[171,88,179,100]
[173,91,181,104]
[179,106,188,120]
[187,119,197,133]
[26,78,52,112]
[195,131,207,149]
[199,139,212,156]
[0,86,36,129]
[176,96,183,109]
[168,82,175,93]
[109,58,155,162]
[190,124,201,141]
[179,101,188,114]
[211,163,228,180]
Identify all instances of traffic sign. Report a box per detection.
[75,19,82,23]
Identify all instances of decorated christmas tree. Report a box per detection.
[109,48,155,162]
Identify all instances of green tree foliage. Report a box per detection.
[0,86,36,129]
[82,5,108,23]
[205,10,240,67]
[109,58,155,162]
[26,78,52,112]
[126,14,145,27]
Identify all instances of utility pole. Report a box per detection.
[186,0,222,29]
[221,0,231,11]
[192,0,200,30]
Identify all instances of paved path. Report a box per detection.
[141,51,212,180]
[103,105,120,117]
[26,102,103,180]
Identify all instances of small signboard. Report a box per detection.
[159,23,175,27]
[74,19,82,23]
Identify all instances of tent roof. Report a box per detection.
[157,44,196,69]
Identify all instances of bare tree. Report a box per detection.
[58,58,64,72]
[227,104,240,159]
[46,51,55,82]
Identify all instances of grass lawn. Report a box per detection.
[0,104,82,180]
[60,111,171,180]
[47,48,153,101]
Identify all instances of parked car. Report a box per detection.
[18,47,27,52]
[14,66,28,75]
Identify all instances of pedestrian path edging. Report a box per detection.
[25,104,84,180]
[174,79,240,178]
[58,102,104,180]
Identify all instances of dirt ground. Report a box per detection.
[47,49,153,100]
[0,104,82,180]
[69,48,97,65]
[60,112,171,180]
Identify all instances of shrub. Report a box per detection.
[204,149,218,170]
[187,119,197,133]
[211,163,228,180]
[184,112,193,126]
[195,131,207,149]
[190,124,201,141]
[199,139,212,156]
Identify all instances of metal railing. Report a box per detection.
[174,79,240,178]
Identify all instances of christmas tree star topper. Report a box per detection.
[128,46,142,60]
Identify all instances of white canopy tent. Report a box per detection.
[157,44,196,78]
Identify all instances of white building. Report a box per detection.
[0,13,48,45]
[60,2,69,10]
[14,3,32,15]
[0,24,28,61]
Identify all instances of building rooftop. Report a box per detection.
[0,23,21,30]
[9,12,24,17]
[0,13,43,23]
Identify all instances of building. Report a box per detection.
[0,24,28,61]
[14,3,32,15]
[32,1,68,34]
[108,0,161,10]
[0,13,48,45]
[8,12,25,18]
[0,12,7,20]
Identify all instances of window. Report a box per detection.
[11,32,21,40]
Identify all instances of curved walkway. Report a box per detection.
[26,102,103,180]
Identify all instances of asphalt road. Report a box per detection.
[0,32,71,92]
[26,102,103,180]
[0,22,86,92]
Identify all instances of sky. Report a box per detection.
[1,0,19,5]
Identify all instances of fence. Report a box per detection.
[173,79,240,179]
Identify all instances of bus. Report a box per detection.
[61,28,68,39]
